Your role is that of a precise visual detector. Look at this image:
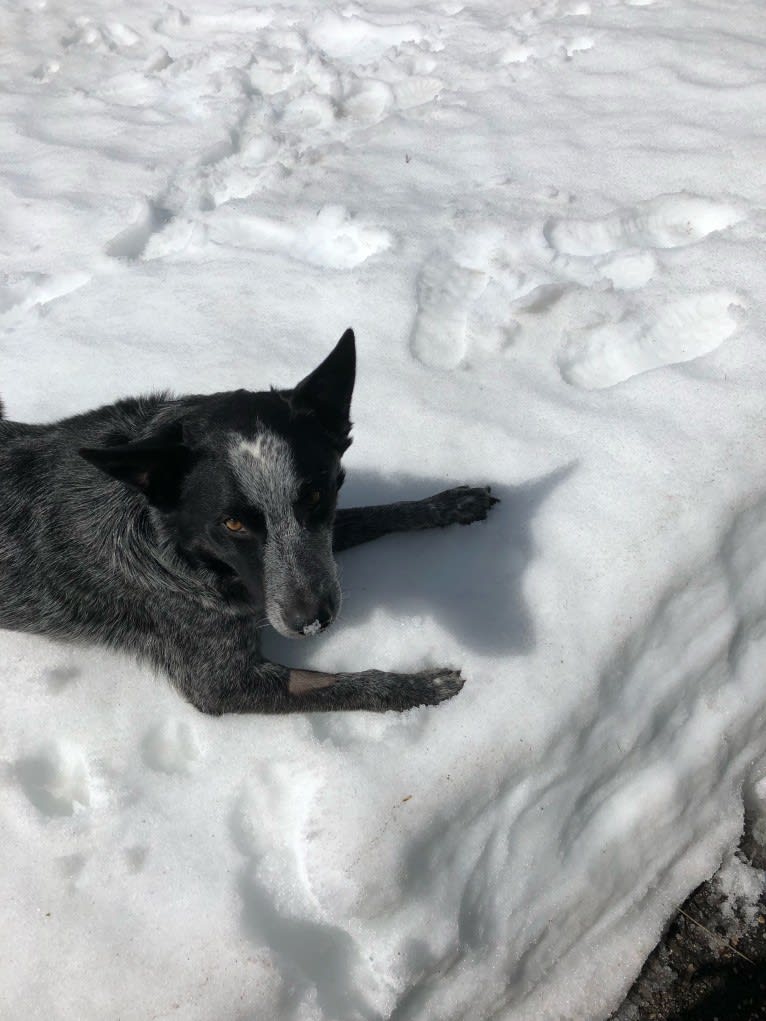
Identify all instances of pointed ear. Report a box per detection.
[292,329,356,438]
[79,423,195,511]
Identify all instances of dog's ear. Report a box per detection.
[79,422,195,511]
[292,329,355,440]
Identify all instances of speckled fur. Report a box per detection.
[0,332,498,714]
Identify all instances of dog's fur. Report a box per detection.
[0,330,497,714]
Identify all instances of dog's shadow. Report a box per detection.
[263,464,573,664]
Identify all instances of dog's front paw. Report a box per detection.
[338,667,466,711]
[426,485,499,527]
[404,667,465,708]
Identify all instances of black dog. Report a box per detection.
[0,330,497,714]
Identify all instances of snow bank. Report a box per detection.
[2,0,766,1018]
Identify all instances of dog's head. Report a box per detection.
[80,329,355,638]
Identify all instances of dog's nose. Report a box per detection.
[284,594,337,636]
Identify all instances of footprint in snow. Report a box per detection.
[342,79,394,122]
[544,193,744,257]
[15,741,91,817]
[342,74,443,126]
[125,845,150,873]
[281,92,337,132]
[548,193,746,388]
[105,199,173,260]
[310,10,426,62]
[44,664,81,693]
[410,254,489,369]
[210,204,392,270]
[559,291,742,389]
[141,719,203,775]
[61,18,140,52]
[393,76,445,110]
[498,33,594,65]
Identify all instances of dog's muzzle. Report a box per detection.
[273,588,339,638]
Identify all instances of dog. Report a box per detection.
[0,330,498,714]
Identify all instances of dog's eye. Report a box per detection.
[223,518,246,533]
[307,490,322,507]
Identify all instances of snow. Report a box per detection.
[713,851,766,939]
[1,0,766,1018]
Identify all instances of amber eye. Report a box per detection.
[307,491,321,507]
[223,518,246,533]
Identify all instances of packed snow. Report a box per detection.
[713,851,766,939]
[1,0,766,1019]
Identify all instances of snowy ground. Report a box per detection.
[617,814,766,1019]
[2,1,766,1019]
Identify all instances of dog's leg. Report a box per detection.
[144,610,463,715]
[189,662,465,716]
[284,665,464,713]
[333,485,498,552]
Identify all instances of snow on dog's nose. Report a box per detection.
[280,592,338,637]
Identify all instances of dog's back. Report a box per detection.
[0,403,59,630]
[0,393,183,638]
[0,399,48,442]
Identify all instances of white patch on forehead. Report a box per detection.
[229,431,340,638]
[229,430,299,513]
